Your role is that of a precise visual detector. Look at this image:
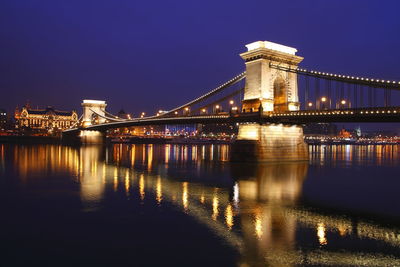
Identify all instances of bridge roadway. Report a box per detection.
[64,106,400,133]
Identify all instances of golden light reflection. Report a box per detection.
[182,182,189,211]
[200,194,205,204]
[156,176,162,204]
[225,204,234,230]
[125,169,130,196]
[147,144,153,170]
[338,225,349,236]
[254,213,263,239]
[165,144,170,164]
[139,174,145,201]
[212,194,219,221]
[130,144,135,168]
[113,167,118,191]
[317,222,328,245]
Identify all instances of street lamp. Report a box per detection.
[215,105,220,114]
[321,97,327,110]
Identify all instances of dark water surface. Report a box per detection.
[1,143,400,266]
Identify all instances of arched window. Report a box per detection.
[273,76,288,112]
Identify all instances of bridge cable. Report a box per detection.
[161,72,245,116]
[335,81,340,108]
[305,75,310,109]
[326,79,332,109]
[368,86,373,107]
[89,109,128,123]
[354,84,358,108]
[315,78,320,109]
[69,114,83,129]
[359,85,364,107]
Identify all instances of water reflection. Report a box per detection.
[231,162,308,266]
[4,143,400,266]
[79,146,106,211]
[310,144,399,166]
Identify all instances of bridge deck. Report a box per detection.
[64,107,400,133]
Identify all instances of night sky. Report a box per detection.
[1,0,400,131]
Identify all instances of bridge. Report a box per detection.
[63,40,400,161]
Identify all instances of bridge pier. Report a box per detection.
[62,129,105,145]
[231,123,308,162]
[79,130,106,144]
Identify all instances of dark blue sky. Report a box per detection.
[1,0,400,124]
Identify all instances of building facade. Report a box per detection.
[15,105,78,132]
[0,108,7,130]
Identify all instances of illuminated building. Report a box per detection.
[14,104,78,132]
[0,108,7,130]
[338,128,352,138]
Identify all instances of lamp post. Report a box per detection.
[215,105,220,114]
[321,97,327,110]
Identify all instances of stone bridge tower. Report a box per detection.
[240,41,303,113]
[81,100,107,127]
[231,41,308,162]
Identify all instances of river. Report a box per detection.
[0,143,400,266]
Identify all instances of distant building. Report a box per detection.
[303,123,337,136]
[0,108,7,130]
[338,128,352,138]
[14,104,78,132]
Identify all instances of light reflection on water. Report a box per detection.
[2,143,400,266]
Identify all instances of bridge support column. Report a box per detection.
[79,130,105,144]
[231,124,308,162]
[62,130,105,144]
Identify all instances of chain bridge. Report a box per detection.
[63,40,400,161]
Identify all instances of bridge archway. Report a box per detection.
[273,76,288,112]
